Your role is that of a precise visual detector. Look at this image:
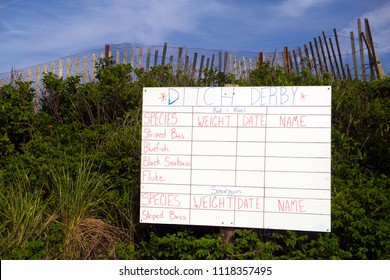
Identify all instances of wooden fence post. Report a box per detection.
[184,56,189,75]
[274,50,280,67]
[27,67,32,82]
[259,52,265,64]
[350,31,359,79]
[66,58,71,78]
[146,48,151,71]
[153,50,158,67]
[364,18,385,79]
[177,47,183,74]
[138,47,144,69]
[105,44,110,58]
[83,57,87,83]
[229,53,233,74]
[123,49,128,65]
[191,52,198,78]
[205,57,210,72]
[283,46,289,73]
[288,51,294,74]
[360,32,376,80]
[318,36,329,73]
[58,59,63,79]
[210,54,215,70]
[249,58,253,72]
[357,19,367,81]
[223,52,229,74]
[364,19,376,79]
[115,50,120,64]
[322,31,336,78]
[243,57,248,79]
[314,38,323,75]
[333,28,346,79]
[169,55,174,67]
[34,66,40,114]
[198,54,205,80]
[218,52,223,72]
[75,56,79,75]
[309,42,319,76]
[91,54,96,82]
[161,42,168,66]
[328,37,341,79]
[292,49,299,73]
[303,44,311,70]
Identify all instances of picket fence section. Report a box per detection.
[0,17,385,112]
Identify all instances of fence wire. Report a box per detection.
[0,36,384,93]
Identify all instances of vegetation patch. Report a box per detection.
[0,59,389,259]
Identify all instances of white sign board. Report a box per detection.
[140,86,331,232]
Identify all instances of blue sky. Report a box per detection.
[1,0,389,75]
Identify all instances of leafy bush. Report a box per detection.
[0,59,389,260]
[0,81,34,159]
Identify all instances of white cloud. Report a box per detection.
[1,0,389,73]
[361,2,390,54]
[276,0,332,18]
[0,0,228,61]
[339,2,390,55]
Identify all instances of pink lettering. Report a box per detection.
[197,115,231,127]
[142,156,161,167]
[141,210,164,221]
[237,197,262,210]
[279,115,306,127]
[169,210,187,221]
[141,193,181,207]
[193,195,233,209]
[141,170,165,182]
[277,199,306,213]
[171,128,184,139]
[142,141,169,154]
[143,112,178,126]
[164,156,191,167]
[242,115,266,127]
[142,127,167,139]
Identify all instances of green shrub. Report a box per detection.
[0,60,389,260]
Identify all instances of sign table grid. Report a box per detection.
[140,86,331,232]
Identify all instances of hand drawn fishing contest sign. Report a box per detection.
[140,86,331,232]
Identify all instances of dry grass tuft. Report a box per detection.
[64,217,130,259]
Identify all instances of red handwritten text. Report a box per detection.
[143,112,178,126]
[141,210,164,221]
[279,115,306,127]
[169,210,187,221]
[237,197,262,210]
[143,127,167,139]
[277,199,306,213]
[197,115,232,127]
[141,193,181,207]
[143,141,169,154]
[242,115,266,127]
[141,170,165,182]
[193,195,234,209]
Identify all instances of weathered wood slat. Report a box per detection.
[146,48,151,71]
[314,38,323,75]
[318,36,329,73]
[2,19,385,94]
[199,54,205,80]
[309,42,319,76]
[350,31,359,79]
[329,37,340,79]
[333,28,346,79]
[161,42,168,66]
[357,19,367,81]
